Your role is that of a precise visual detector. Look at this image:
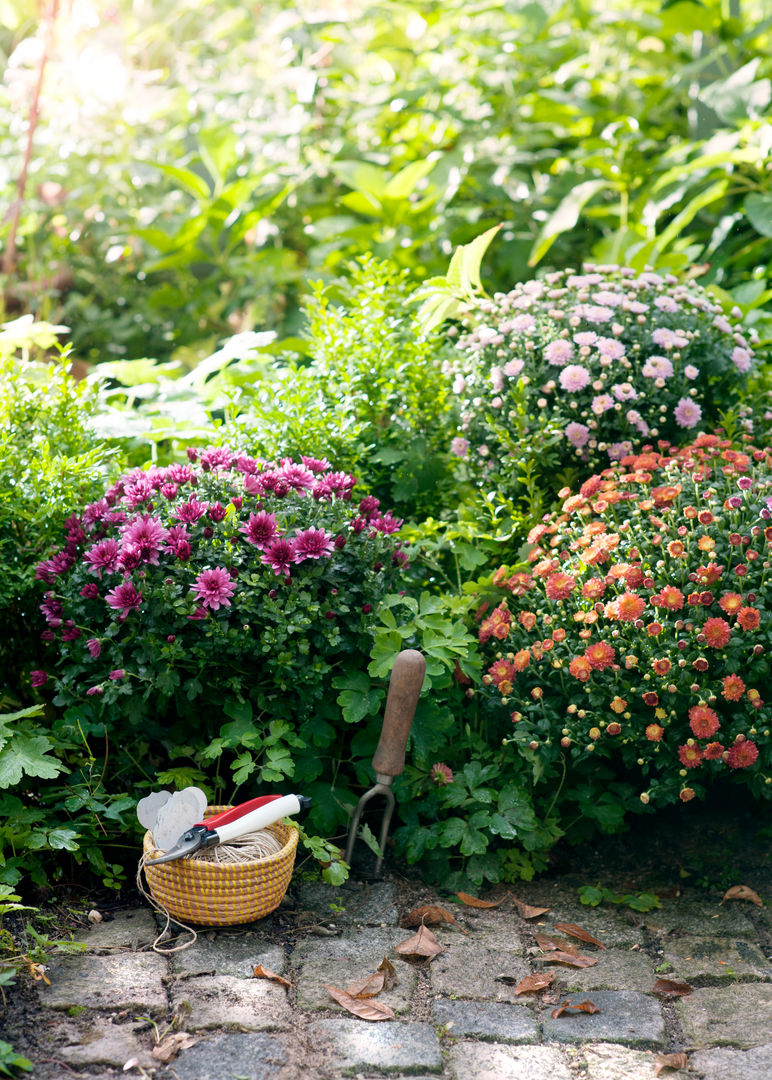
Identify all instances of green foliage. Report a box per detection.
[0,317,119,694]
[0,1042,32,1077]
[578,883,661,913]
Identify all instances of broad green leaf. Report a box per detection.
[446,223,501,293]
[652,146,752,194]
[699,59,771,124]
[154,163,212,201]
[331,161,388,197]
[0,735,64,786]
[744,193,772,239]
[529,180,609,266]
[340,191,383,217]
[384,159,437,200]
[650,178,728,260]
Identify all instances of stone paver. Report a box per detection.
[449,1042,572,1080]
[432,942,531,1003]
[691,1043,772,1079]
[660,935,772,982]
[432,999,540,1042]
[546,947,653,992]
[676,984,772,1048]
[581,1042,665,1080]
[293,928,417,1014]
[645,901,758,939]
[71,908,158,950]
[57,1017,154,1069]
[171,1032,291,1080]
[169,974,293,1032]
[171,932,285,979]
[42,952,167,1013]
[297,880,399,927]
[535,907,643,949]
[311,1018,443,1074]
[541,990,666,1047]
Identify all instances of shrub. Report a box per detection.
[476,435,772,825]
[32,448,410,872]
[447,266,758,491]
[0,317,118,698]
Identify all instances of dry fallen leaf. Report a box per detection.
[24,959,50,985]
[251,964,295,988]
[151,1032,196,1063]
[534,933,580,956]
[345,971,385,999]
[325,984,395,1021]
[456,891,506,909]
[377,955,398,991]
[720,885,764,908]
[544,952,598,969]
[652,978,693,998]
[510,894,551,919]
[551,998,600,1018]
[653,1051,689,1076]
[394,923,443,960]
[401,904,459,928]
[554,922,607,949]
[512,972,556,995]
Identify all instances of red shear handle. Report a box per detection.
[196,794,284,829]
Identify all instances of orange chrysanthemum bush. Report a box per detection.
[478,434,772,826]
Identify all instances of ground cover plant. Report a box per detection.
[476,435,772,834]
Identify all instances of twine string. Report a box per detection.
[137,828,284,954]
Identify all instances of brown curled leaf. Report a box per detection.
[345,971,385,999]
[151,1032,196,1063]
[251,964,295,988]
[512,972,555,995]
[553,922,607,949]
[720,885,764,907]
[377,956,398,991]
[510,894,551,919]
[401,904,459,928]
[534,933,579,956]
[456,891,507,909]
[551,998,600,1018]
[652,978,693,998]
[544,952,598,968]
[394,923,443,960]
[324,984,395,1021]
[653,1052,689,1076]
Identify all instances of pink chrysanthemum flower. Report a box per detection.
[430,762,454,785]
[279,459,316,491]
[545,339,574,366]
[596,337,625,360]
[260,538,298,576]
[293,528,335,561]
[120,515,168,565]
[105,582,143,618]
[592,394,615,415]
[451,436,470,458]
[559,364,591,392]
[641,355,674,379]
[83,539,122,577]
[86,638,101,659]
[239,511,279,550]
[191,566,236,611]
[175,499,209,523]
[674,397,702,429]
[565,422,590,448]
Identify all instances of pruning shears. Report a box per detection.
[146,792,311,865]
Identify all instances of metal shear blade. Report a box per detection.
[146,824,215,865]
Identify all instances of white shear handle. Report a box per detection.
[213,793,303,843]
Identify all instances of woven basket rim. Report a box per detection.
[143,813,299,872]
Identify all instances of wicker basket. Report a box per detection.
[142,806,299,926]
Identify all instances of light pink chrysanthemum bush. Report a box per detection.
[447,265,758,484]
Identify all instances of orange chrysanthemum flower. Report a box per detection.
[718,592,743,615]
[651,658,671,676]
[582,578,606,600]
[610,696,627,713]
[688,705,720,739]
[545,572,577,601]
[697,563,723,585]
[703,741,725,760]
[737,606,760,631]
[585,641,616,670]
[519,611,537,631]
[609,591,646,622]
[703,617,731,648]
[652,586,684,611]
[722,674,745,701]
[568,656,593,682]
[678,743,703,769]
[645,723,664,742]
[727,739,759,769]
[697,536,715,552]
[666,540,686,558]
[512,649,531,672]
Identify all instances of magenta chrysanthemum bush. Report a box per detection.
[35,448,408,730]
[447,265,758,480]
[475,435,772,813]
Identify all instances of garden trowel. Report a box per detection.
[344,648,426,876]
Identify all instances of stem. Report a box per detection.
[3,0,60,277]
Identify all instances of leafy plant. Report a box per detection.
[578,883,661,913]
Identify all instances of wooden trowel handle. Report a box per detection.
[371,649,426,779]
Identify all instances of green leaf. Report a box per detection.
[650,178,728,260]
[699,59,771,124]
[0,736,64,786]
[529,180,609,266]
[331,161,388,198]
[578,884,605,907]
[446,223,501,294]
[438,817,466,847]
[383,159,436,200]
[153,162,212,201]
[744,193,772,239]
